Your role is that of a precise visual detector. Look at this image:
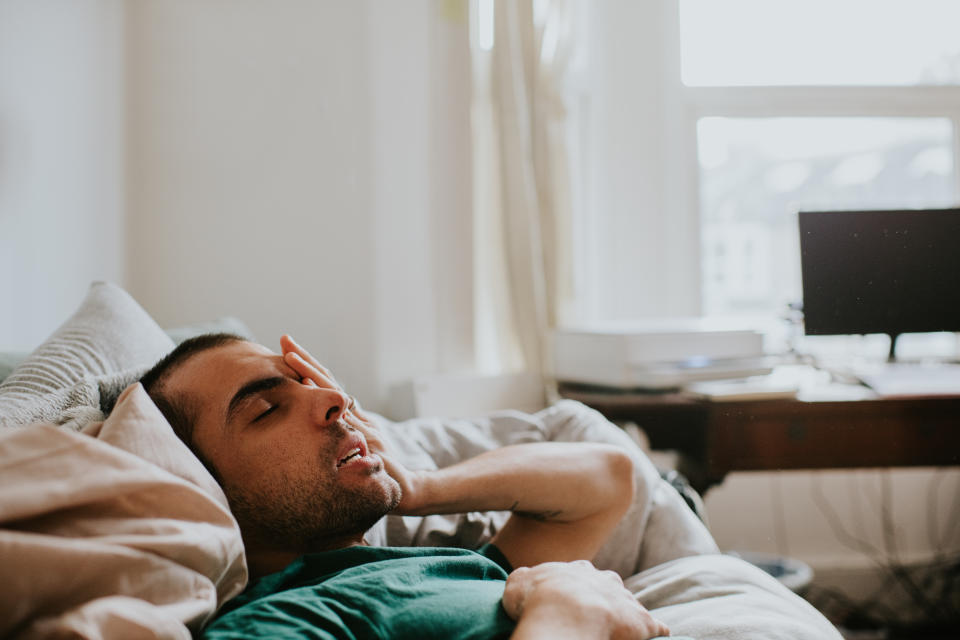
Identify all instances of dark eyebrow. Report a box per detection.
[226,376,287,426]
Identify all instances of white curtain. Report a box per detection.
[475,0,577,380]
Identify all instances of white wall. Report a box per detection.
[705,468,960,586]
[0,0,124,350]
[368,1,476,414]
[0,0,474,411]
[585,0,700,322]
[124,0,474,414]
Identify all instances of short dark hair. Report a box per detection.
[140,332,248,476]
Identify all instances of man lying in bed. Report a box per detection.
[140,333,673,640]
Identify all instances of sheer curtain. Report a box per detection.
[474,0,577,384]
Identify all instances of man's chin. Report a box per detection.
[359,472,402,518]
[385,475,402,512]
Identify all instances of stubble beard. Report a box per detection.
[225,462,402,553]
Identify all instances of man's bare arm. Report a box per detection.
[388,442,635,568]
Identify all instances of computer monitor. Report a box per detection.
[798,208,960,361]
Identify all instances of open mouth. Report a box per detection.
[337,447,363,468]
[336,436,368,468]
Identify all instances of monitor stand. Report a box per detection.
[887,332,900,363]
[884,332,958,366]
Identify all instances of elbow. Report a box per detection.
[599,446,636,517]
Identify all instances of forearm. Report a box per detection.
[398,442,634,523]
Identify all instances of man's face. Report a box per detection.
[162,340,400,551]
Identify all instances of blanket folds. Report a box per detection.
[0,385,247,639]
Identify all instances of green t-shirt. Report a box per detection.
[202,544,516,640]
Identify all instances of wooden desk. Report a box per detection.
[558,384,960,494]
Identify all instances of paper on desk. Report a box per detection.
[856,363,960,397]
[684,365,817,401]
[685,364,885,402]
[684,377,798,401]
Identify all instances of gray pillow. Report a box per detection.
[0,282,175,429]
[0,351,28,385]
[165,317,256,345]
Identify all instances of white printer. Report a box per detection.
[553,319,770,389]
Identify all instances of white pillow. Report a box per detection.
[0,282,175,429]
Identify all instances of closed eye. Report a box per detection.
[253,404,279,423]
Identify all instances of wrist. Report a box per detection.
[512,599,612,640]
[393,468,432,515]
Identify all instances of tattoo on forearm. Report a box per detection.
[508,500,563,522]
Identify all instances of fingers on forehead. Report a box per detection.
[285,352,339,387]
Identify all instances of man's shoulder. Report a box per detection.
[290,544,512,582]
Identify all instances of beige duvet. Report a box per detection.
[0,385,247,639]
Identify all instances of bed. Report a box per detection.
[0,282,843,639]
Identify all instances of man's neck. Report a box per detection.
[247,548,300,579]
[245,534,368,579]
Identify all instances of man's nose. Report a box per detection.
[308,386,351,427]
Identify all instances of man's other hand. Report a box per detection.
[503,561,670,640]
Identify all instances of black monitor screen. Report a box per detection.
[798,208,960,345]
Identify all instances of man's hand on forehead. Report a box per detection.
[281,334,414,504]
[279,335,386,454]
[280,335,342,391]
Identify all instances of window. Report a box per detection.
[684,0,960,319]
[579,1,960,325]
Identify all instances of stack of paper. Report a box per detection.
[554,320,768,389]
